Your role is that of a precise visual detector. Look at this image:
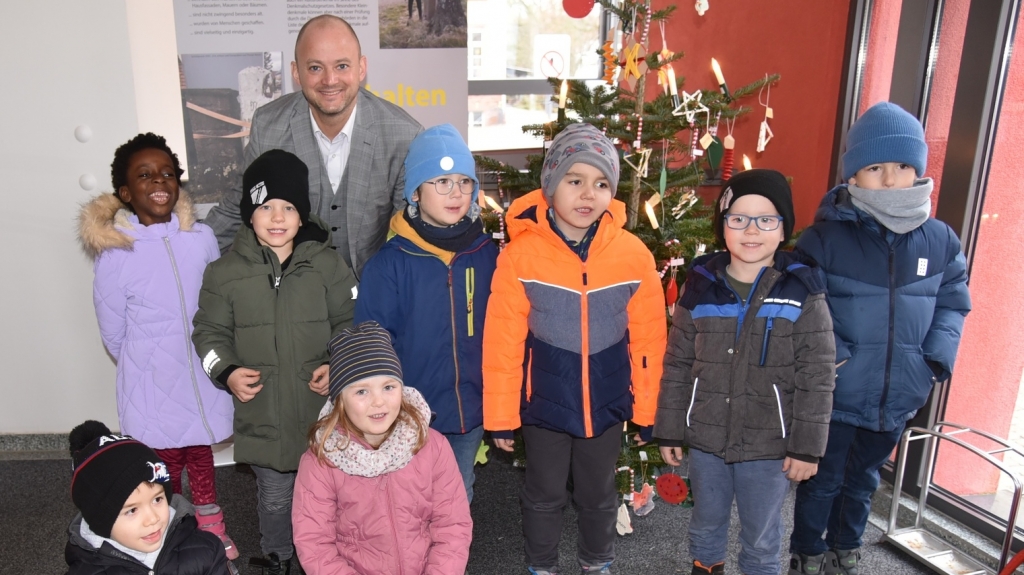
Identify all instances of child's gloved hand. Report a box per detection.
[227,368,262,402]
[309,364,330,396]
[783,457,818,482]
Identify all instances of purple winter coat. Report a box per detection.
[79,192,233,449]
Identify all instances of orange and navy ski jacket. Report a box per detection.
[483,190,667,439]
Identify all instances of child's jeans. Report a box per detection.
[443,425,485,504]
[154,445,217,506]
[790,420,905,556]
[520,424,621,571]
[688,449,791,575]
[252,465,297,560]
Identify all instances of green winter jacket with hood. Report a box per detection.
[192,216,357,471]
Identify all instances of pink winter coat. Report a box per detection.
[292,388,472,575]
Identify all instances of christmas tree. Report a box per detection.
[476,1,779,275]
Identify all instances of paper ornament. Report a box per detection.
[656,473,689,505]
[632,483,656,516]
[616,502,634,535]
[622,38,648,91]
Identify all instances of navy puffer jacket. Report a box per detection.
[795,184,971,432]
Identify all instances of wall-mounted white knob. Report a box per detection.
[74,125,92,143]
[79,174,97,191]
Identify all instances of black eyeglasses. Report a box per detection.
[423,177,474,196]
[723,214,784,232]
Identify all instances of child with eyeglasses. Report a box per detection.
[354,123,498,503]
[654,169,836,575]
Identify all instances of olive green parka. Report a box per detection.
[192,216,356,471]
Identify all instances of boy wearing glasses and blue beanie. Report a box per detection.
[654,169,836,575]
[355,123,498,503]
[788,102,971,575]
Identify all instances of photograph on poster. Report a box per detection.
[379,0,467,49]
[178,51,284,204]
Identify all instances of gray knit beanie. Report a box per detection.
[327,321,404,402]
[541,123,619,204]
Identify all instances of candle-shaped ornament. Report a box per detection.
[742,154,752,171]
[711,58,730,99]
[667,66,680,108]
[558,79,568,122]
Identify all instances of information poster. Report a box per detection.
[173,0,468,204]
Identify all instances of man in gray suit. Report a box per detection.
[204,15,422,277]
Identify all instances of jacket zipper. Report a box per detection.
[383,478,404,575]
[164,238,214,443]
[581,263,593,437]
[466,267,475,337]
[879,243,896,431]
[759,317,774,366]
[447,265,465,433]
[686,377,699,428]
[722,266,769,458]
[772,383,787,438]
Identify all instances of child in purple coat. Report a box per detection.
[78,133,237,560]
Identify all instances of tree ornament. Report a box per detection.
[616,502,634,535]
[632,483,656,516]
[721,117,736,180]
[563,0,595,18]
[622,38,648,91]
[757,76,774,153]
[656,472,689,505]
[695,0,709,16]
[665,274,678,307]
[602,41,619,85]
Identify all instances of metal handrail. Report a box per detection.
[888,421,1024,572]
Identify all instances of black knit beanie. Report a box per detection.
[240,149,311,228]
[713,169,795,247]
[69,421,171,538]
[327,321,404,402]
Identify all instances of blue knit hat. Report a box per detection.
[541,123,620,204]
[403,124,478,206]
[842,102,927,181]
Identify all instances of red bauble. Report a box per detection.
[563,0,595,18]
[656,473,689,505]
[665,276,678,307]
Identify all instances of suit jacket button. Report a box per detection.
[331,226,338,231]
[727,348,734,354]
[725,398,730,403]
[331,205,338,210]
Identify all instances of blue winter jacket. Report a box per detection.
[355,212,498,434]
[794,184,971,432]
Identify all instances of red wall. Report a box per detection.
[650,0,851,232]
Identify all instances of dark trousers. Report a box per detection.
[252,465,297,560]
[154,445,217,506]
[790,420,905,555]
[521,424,621,571]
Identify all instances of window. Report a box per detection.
[466,0,604,150]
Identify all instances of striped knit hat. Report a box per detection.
[328,321,404,401]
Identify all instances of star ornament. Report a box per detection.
[622,38,648,91]
[671,90,708,124]
[623,147,653,178]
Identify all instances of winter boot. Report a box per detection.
[691,560,724,574]
[789,553,826,575]
[824,548,860,575]
[249,553,293,575]
[196,509,239,560]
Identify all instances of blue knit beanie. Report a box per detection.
[842,102,927,181]
[403,124,478,206]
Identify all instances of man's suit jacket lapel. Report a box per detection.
[288,97,329,215]
[345,90,378,253]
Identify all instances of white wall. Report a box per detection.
[0,1,181,433]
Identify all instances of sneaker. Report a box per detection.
[691,560,724,574]
[824,549,860,575]
[789,553,826,575]
[195,509,239,560]
[581,562,612,574]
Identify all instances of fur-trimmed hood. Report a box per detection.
[78,191,198,259]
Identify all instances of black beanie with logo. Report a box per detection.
[240,149,312,228]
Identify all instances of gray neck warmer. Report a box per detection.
[847,178,933,234]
